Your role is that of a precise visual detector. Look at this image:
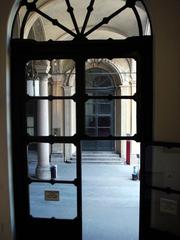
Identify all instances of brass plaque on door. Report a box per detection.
[45,191,60,201]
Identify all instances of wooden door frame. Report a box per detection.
[11,36,152,239]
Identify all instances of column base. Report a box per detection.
[35,165,51,180]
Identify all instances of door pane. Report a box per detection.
[26,99,76,136]
[98,103,111,114]
[29,183,77,219]
[85,58,137,96]
[86,116,96,127]
[86,101,96,115]
[98,116,111,127]
[98,128,111,136]
[27,143,77,181]
[85,99,113,137]
[26,59,76,96]
[144,144,180,237]
[85,99,136,137]
[86,128,96,136]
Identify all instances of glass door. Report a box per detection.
[84,98,114,151]
[11,36,152,240]
[11,54,83,239]
[83,68,115,151]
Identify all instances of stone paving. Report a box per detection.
[29,159,140,240]
[82,163,140,240]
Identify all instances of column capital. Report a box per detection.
[34,60,51,75]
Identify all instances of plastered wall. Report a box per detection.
[0,1,17,239]
[144,0,180,235]
[145,0,180,142]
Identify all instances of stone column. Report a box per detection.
[35,61,51,179]
[63,86,72,162]
[131,81,136,135]
[27,80,34,96]
[115,86,121,154]
[27,79,39,96]
[131,59,137,136]
[51,77,64,155]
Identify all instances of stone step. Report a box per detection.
[71,159,125,164]
[71,156,121,160]
[70,151,125,164]
[84,155,120,158]
[71,155,120,159]
[72,152,120,157]
[79,151,116,155]
[81,151,115,153]
[78,161,125,164]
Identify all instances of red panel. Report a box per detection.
[126,140,131,165]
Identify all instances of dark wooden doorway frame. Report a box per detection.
[11,36,152,239]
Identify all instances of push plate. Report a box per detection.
[45,191,60,201]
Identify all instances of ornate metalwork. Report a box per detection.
[81,0,95,34]
[15,0,149,39]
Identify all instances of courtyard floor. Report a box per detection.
[29,160,140,240]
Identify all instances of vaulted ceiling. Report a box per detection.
[15,0,150,41]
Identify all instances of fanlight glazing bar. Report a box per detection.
[65,0,80,34]
[35,8,76,37]
[17,0,148,40]
[20,0,76,39]
[132,5,143,36]
[81,0,95,34]
[20,9,31,39]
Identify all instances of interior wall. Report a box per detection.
[144,0,180,142]
[0,0,180,239]
[144,0,180,235]
[0,1,17,240]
